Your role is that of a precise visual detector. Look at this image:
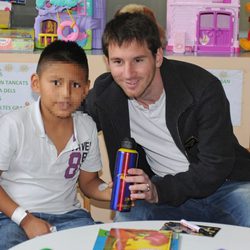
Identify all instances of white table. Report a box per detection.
[10,221,250,250]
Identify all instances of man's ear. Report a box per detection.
[31,73,40,94]
[155,48,164,68]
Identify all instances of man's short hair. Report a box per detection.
[102,12,162,57]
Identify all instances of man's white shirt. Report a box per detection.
[129,90,189,177]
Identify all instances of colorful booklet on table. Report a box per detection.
[102,228,173,250]
[93,228,180,250]
[93,229,109,250]
[92,220,220,249]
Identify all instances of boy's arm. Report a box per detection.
[78,169,112,201]
[0,171,52,238]
[0,173,20,218]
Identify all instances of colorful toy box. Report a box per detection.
[34,0,106,50]
[0,28,34,52]
[166,0,240,54]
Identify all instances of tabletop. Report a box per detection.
[10,220,250,250]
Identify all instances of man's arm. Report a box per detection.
[124,78,238,206]
[154,79,236,206]
[84,72,114,132]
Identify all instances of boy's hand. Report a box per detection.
[125,168,158,203]
[20,213,52,239]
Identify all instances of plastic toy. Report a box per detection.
[34,0,106,49]
[0,1,11,29]
[239,3,250,51]
[166,0,240,54]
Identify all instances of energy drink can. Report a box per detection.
[110,137,138,212]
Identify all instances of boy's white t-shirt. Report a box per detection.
[0,100,102,214]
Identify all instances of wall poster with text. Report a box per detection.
[208,69,243,126]
[0,62,37,116]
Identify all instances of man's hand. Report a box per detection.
[20,213,52,239]
[125,168,158,203]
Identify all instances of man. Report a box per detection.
[85,12,250,226]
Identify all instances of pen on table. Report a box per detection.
[180,219,210,235]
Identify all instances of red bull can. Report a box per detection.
[110,137,138,212]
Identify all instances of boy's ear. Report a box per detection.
[31,73,40,94]
[104,56,110,71]
[83,80,90,97]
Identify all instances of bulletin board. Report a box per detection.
[0,62,37,115]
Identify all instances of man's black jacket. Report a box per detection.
[84,58,250,206]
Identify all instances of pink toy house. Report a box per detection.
[34,0,106,50]
[166,0,240,54]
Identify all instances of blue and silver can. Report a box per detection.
[110,137,138,212]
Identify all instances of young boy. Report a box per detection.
[0,40,111,249]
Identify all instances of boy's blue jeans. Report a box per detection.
[0,209,95,250]
[115,180,250,227]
